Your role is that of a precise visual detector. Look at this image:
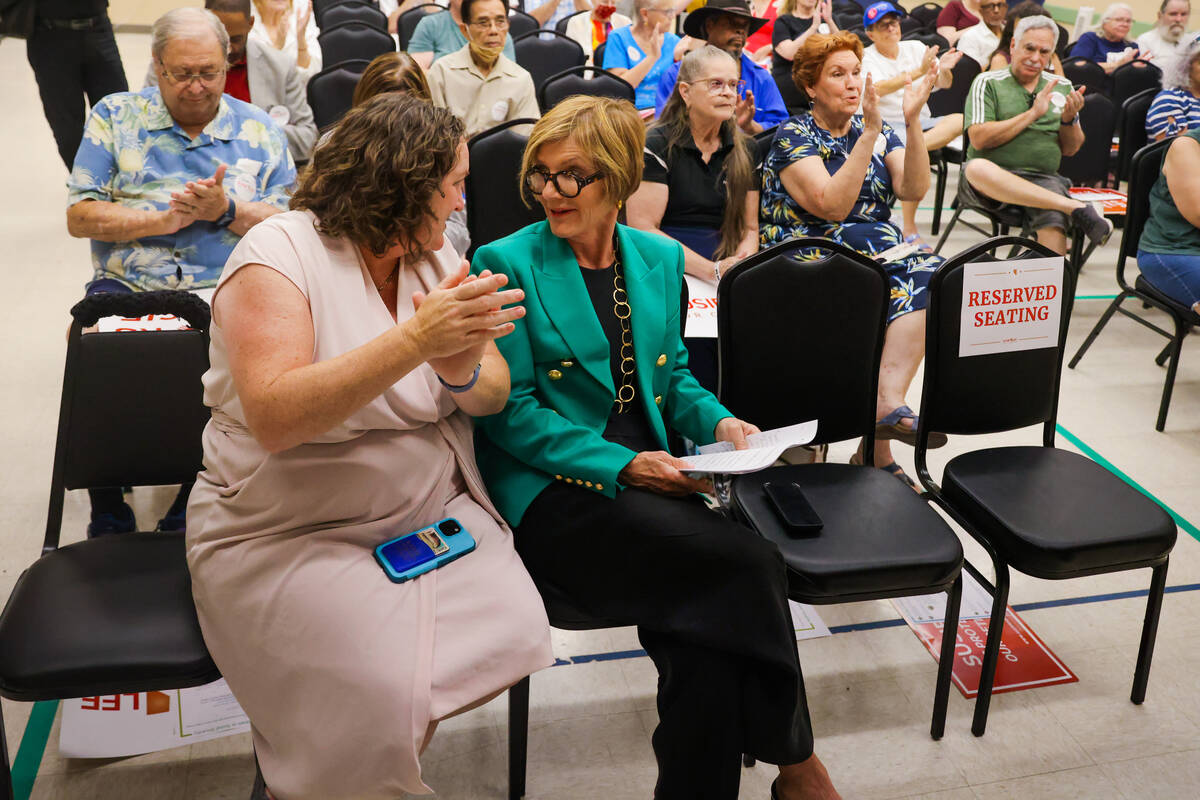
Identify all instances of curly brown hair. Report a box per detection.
[290,94,465,257]
[792,30,863,95]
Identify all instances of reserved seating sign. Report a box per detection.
[959,257,1064,357]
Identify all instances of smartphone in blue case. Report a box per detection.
[374,517,477,583]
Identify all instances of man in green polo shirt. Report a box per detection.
[960,15,1112,255]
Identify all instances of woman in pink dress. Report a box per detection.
[185,94,553,800]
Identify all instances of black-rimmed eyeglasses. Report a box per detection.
[524,168,604,198]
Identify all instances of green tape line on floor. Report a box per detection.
[1057,424,1200,544]
[11,700,57,800]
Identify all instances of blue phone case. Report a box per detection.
[373,517,477,583]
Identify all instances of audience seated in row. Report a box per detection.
[760,30,949,485]
[860,2,963,248]
[772,0,840,111]
[66,7,293,535]
[957,0,1007,68]
[1137,0,1194,77]
[987,1,1063,73]
[1138,127,1200,315]
[603,0,684,110]
[146,0,318,164]
[960,15,1112,256]
[655,0,789,131]
[427,0,540,137]
[187,92,554,800]
[470,94,843,800]
[937,0,981,48]
[250,0,322,84]
[352,51,472,254]
[563,1,632,64]
[1070,3,1140,74]
[1147,38,1200,140]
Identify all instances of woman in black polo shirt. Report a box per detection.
[628,45,764,390]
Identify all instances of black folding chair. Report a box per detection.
[1056,24,1071,58]
[314,0,375,21]
[317,20,395,70]
[1058,92,1116,187]
[0,291,220,799]
[1112,87,1156,189]
[536,65,635,112]
[915,236,1177,736]
[1069,139,1199,431]
[306,59,371,131]
[508,8,539,39]
[514,29,586,93]
[465,118,546,259]
[902,29,950,50]
[1111,59,1163,111]
[592,39,607,69]
[927,55,980,236]
[1062,57,1110,96]
[317,0,387,32]
[908,2,943,32]
[555,8,588,34]
[396,2,443,50]
[717,238,965,741]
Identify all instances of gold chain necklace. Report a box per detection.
[611,235,636,413]
[373,265,398,292]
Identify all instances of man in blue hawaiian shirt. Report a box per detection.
[66,6,294,294]
[65,6,294,537]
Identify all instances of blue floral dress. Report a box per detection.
[759,113,940,322]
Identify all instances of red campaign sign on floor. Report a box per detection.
[1069,186,1127,216]
[893,574,1077,698]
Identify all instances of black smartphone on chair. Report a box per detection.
[763,481,823,534]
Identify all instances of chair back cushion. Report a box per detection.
[465,119,546,258]
[1062,57,1110,95]
[317,21,395,69]
[318,1,387,31]
[306,59,370,131]
[508,9,539,39]
[1121,138,1171,266]
[1115,87,1156,183]
[60,292,211,490]
[537,66,635,112]
[717,239,889,446]
[920,237,1073,436]
[1112,59,1163,109]
[514,30,586,92]
[1058,92,1116,186]
[397,3,444,50]
[928,55,979,119]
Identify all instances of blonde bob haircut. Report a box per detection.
[520,95,645,208]
[792,30,864,94]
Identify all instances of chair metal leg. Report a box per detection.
[971,562,1010,737]
[0,702,13,800]
[1155,322,1186,431]
[932,159,948,236]
[1069,294,1126,368]
[931,575,963,740]
[1132,561,1169,704]
[1154,340,1171,367]
[508,676,530,800]
[934,207,962,254]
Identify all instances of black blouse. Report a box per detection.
[771,15,816,112]
[642,126,767,231]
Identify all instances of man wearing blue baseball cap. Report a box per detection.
[861,1,963,249]
[653,0,789,131]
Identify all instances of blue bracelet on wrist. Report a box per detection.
[438,364,481,393]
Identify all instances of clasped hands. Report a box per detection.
[165,163,232,233]
[618,417,760,497]
[409,260,525,387]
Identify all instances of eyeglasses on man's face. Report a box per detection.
[525,168,605,198]
[468,15,510,30]
[159,65,227,87]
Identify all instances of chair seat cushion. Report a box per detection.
[732,464,963,603]
[0,533,219,701]
[942,446,1177,578]
[1135,274,1200,322]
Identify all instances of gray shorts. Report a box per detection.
[960,165,1071,234]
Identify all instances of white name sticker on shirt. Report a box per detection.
[628,45,641,61]
[491,99,510,122]
[232,173,257,201]
[874,133,888,156]
[234,158,262,175]
[268,105,290,126]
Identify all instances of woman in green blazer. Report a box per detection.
[472,96,841,800]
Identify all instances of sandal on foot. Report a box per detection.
[876,405,947,448]
[903,233,934,254]
[881,461,920,491]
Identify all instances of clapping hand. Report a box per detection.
[919,44,939,75]
[170,164,230,223]
[862,74,882,132]
[1031,78,1057,117]
[646,21,663,60]
[1061,85,1085,123]
[735,89,758,132]
[938,47,962,72]
[902,60,938,123]
[818,0,835,26]
[297,0,312,35]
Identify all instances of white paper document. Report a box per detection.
[678,420,818,473]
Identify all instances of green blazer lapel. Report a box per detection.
[618,225,668,442]
[533,225,615,394]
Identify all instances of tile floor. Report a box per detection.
[1,31,1198,800]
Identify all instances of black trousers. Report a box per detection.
[516,483,814,800]
[26,16,128,169]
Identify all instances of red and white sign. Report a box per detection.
[959,257,1064,357]
[60,678,250,758]
[893,574,1077,698]
[684,274,718,339]
[1069,186,1127,216]
[94,287,214,333]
